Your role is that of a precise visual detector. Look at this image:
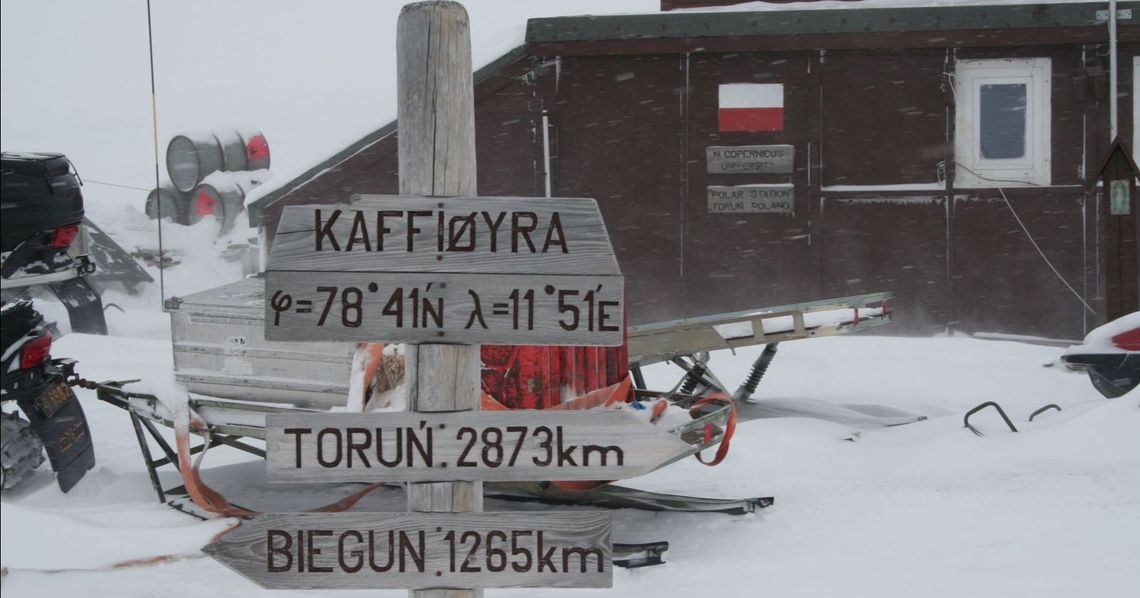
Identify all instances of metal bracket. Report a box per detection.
[963,401,1019,436]
[1028,403,1062,422]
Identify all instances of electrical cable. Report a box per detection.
[996,187,1097,316]
[947,68,1096,316]
[83,179,151,192]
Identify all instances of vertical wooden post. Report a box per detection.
[397,3,482,598]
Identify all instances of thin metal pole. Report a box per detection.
[1110,0,1119,141]
[542,110,552,197]
[145,0,166,303]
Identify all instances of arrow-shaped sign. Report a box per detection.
[266,410,692,483]
[204,511,612,590]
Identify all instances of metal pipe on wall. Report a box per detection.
[1111,0,1119,141]
[542,110,552,197]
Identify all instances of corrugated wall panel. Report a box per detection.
[819,196,951,334]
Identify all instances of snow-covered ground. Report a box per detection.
[3,1,1138,596]
[1,312,1136,597]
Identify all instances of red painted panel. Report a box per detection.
[481,343,628,410]
[718,107,783,131]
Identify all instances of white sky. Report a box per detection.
[0,0,1111,209]
[0,0,657,208]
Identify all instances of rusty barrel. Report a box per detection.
[166,131,224,193]
[189,171,268,234]
[238,128,270,171]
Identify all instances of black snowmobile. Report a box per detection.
[0,298,95,492]
[1,152,107,334]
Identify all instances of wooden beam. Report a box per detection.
[397,3,482,598]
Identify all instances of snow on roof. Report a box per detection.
[672,0,1106,12]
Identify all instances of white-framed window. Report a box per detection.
[954,58,1051,188]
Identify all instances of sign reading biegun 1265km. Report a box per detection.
[205,511,611,590]
[266,410,691,483]
[265,195,624,346]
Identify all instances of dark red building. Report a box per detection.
[250,0,1140,339]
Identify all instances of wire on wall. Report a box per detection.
[947,70,1097,317]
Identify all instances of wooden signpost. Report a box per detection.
[205,2,638,595]
[204,512,612,590]
[266,411,691,483]
[265,195,624,345]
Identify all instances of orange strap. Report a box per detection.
[173,405,384,518]
[689,392,737,467]
[348,342,386,411]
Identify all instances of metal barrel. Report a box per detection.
[215,130,248,172]
[189,171,265,234]
[144,184,187,221]
[166,132,224,193]
[237,128,270,171]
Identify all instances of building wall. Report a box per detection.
[263,41,1130,339]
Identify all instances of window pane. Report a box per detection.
[979,83,1027,159]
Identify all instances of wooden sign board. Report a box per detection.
[204,511,612,590]
[266,410,692,483]
[707,185,794,214]
[706,145,794,174]
[265,195,624,346]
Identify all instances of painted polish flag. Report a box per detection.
[718,83,784,132]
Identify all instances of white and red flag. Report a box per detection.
[718,83,784,132]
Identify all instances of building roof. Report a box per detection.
[250,1,1139,225]
[528,1,1139,54]
[247,45,529,226]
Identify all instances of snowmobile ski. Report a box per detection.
[486,481,773,515]
[614,541,670,568]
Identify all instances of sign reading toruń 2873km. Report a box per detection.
[265,195,624,346]
[266,410,691,483]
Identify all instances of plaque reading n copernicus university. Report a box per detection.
[707,185,794,214]
[706,145,794,174]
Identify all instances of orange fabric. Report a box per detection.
[173,406,384,518]
[350,342,385,410]
[689,392,737,467]
[481,392,510,411]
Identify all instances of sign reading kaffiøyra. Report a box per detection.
[205,511,611,590]
[265,195,624,346]
[266,410,691,483]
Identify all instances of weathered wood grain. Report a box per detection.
[397,4,483,597]
[203,511,612,590]
[265,410,692,483]
[268,196,622,276]
[264,271,624,345]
